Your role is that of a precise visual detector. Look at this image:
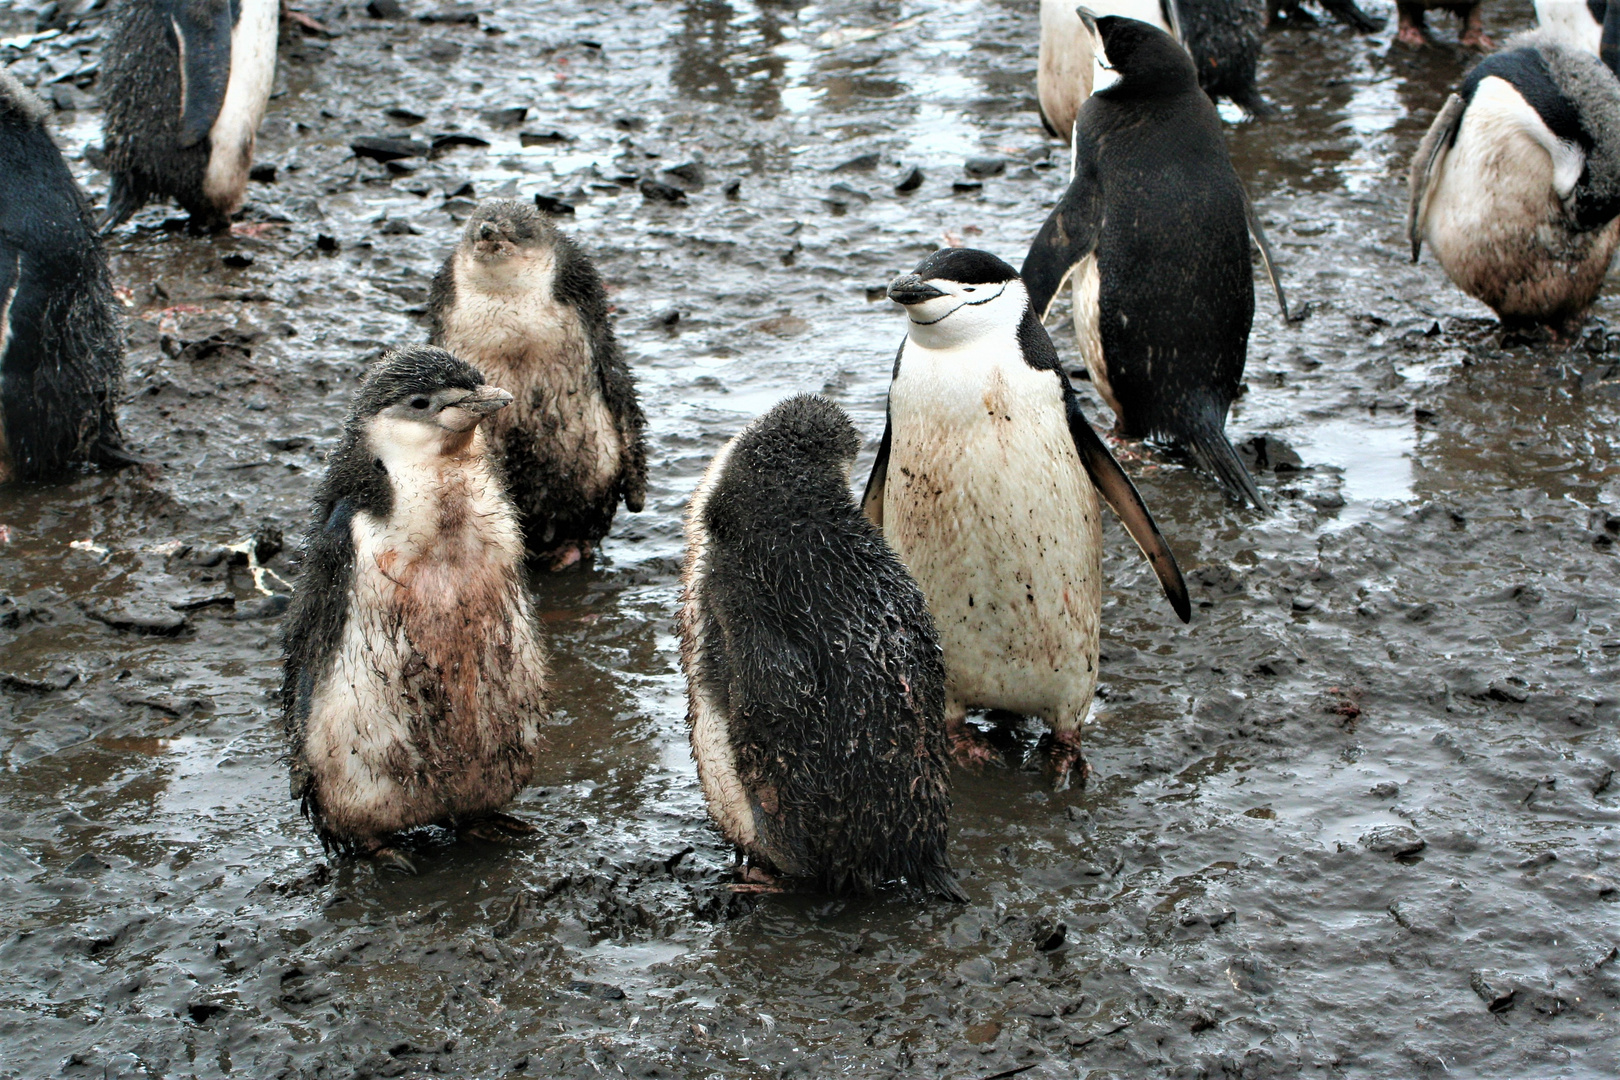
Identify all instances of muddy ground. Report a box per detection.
[1,0,1618,1076]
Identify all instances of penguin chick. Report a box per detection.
[864,248,1190,790]
[1266,0,1386,32]
[281,346,549,872]
[1037,0,1180,139]
[428,200,647,570]
[1409,23,1620,335]
[102,0,279,232]
[1023,15,1286,512]
[1395,1,1490,49]
[682,394,965,901]
[1178,0,1273,117]
[0,68,128,483]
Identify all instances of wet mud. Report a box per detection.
[1,1,1618,1077]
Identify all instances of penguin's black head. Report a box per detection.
[350,346,512,466]
[461,198,557,263]
[888,248,1028,347]
[1092,13,1198,93]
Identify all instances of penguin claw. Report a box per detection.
[460,811,538,841]
[545,542,586,571]
[949,730,1004,771]
[1048,731,1091,792]
[368,846,417,875]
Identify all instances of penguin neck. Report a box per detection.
[457,244,557,298]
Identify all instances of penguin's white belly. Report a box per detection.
[1069,253,1122,419]
[884,348,1102,730]
[1535,2,1603,53]
[202,0,277,211]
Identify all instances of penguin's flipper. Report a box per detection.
[1022,128,1103,321]
[171,0,237,149]
[860,413,891,529]
[1408,93,1465,263]
[1184,413,1271,516]
[1065,396,1191,623]
[1244,194,1290,321]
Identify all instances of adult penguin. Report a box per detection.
[864,247,1190,790]
[1023,14,1288,512]
[1395,1,1490,49]
[101,0,280,232]
[281,346,549,873]
[1038,0,1180,139]
[1408,17,1620,335]
[0,69,128,483]
[681,394,965,900]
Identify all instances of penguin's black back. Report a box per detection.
[1179,0,1269,115]
[0,74,124,480]
[694,395,956,898]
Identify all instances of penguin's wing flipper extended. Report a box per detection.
[1066,395,1192,623]
[860,414,891,529]
[1408,93,1465,263]
[172,0,237,149]
[1022,129,1102,322]
[1244,194,1290,322]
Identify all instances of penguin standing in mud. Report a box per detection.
[1408,17,1620,335]
[681,394,965,900]
[0,69,128,483]
[1023,15,1287,511]
[864,248,1190,790]
[1395,1,1490,49]
[428,200,647,569]
[281,346,550,872]
[101,0,279,231]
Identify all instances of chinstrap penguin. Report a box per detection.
[1023,15,1286,512]
[1408,19,1620,335]
[681,394,965,901]
[101,0,279,232]
[0,69,129,483]
[428,199,647,570]
[1395,1,1491,49]
[864,247,1190,791]
[1266,0,1385,32]
[281,346,549,873]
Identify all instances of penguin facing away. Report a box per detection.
[428,199,648,570]
[102,0,279,231]
[0,69,128,483]
[1023,15,1286,512]
[1408,20,1620,335]
[681,394,965,900]
[281,346,549,872]
[1038,0,1181,139]
[863,247,1190,790]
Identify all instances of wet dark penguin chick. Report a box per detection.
[864,248,1190,790]
[280,346,549,872]
[1408,22,1620,335]
[428,200,647,570]
[1178,0,1273,116]
[101,0,279,231]
[1023,16,1287,512]
[0,69,128,483]
[1266,0,1386,33]
[680,394,965,901]
[1396,1,1490,49]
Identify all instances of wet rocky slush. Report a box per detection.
[1,0,1618,1076]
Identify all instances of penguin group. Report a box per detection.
[5,1,1620,900]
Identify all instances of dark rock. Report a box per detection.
[424,39,461,62]
[249,162,277,183]
[1368,781,1399,799]
[827,181,870,204]
[639,179,687,204]
[662,161,705,188]
[50,82,82,111]
[952,180,983,193]
[384,159,418,176]
[895,165,924,193]
[366,0,405,17]
[654,308,682,328]
[82,142,108,171]
[568,980,626,1000]
[1358,825,1425,858]
[316,234,340,252]
[431,133,490,153]
[533,193,575,216]
[65,852,111,875]
[443,198,477,219]
[964,156,1005,178]
[519,129,572,146]
[0,668,80,692]
[481,106,528,127]
[168,594,235,612]
[235,595,291,621]
[378,217,421,236]
[420,5,478,24]
[1238,434,1304,473]
[222,253,253,269]
[832,152,880,173]
[82,602,190,637]
[351,137,429,162]
[723,177,741,198]
[267,436,312,452]
[384,107,427,125]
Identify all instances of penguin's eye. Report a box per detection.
[963,287,977,293]
[409,396,430,410]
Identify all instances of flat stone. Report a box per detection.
[1359,825,1425,858]
[351,137,429,162]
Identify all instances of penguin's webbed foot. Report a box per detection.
[460,811,538,841]
[732,864,784,893]
[949,728,1004,771]
[545,541,592,572]
[1047,730,1092,793]
[363,841,418,875]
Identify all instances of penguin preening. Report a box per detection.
[1395,1,1490,49]
[863,247,1190,790]
[0,68,128,483]
[680,394,964,901]
[1023,15,1287,512]
[102,0,279,231]
[281,346,549,872]
[1408,21,1620,335]
[428,199,647,570]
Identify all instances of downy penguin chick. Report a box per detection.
[863,248,1191,790]
[1178,0,1273,117]
[0,69,128,482]
[428,199,647,569]
[1038,0,1179,139]
[102,0,279,231]
[281,346,549,872]
[1535,1,1607,54]
[682,394,965,900]
[1023,15,1287,512]
[1408,20,1620,335]
[1395,1,1490,49]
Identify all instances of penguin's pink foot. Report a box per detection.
[1394,16,1429,47]
[362,840,417,875]
[545,540,594,571]
[1458,28,1493,50]
[732,864,783,892]
[949,727,1003,771]
[1048,730,1092,792]
[460,811,537,841]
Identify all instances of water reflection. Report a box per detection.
[671,0,810,118]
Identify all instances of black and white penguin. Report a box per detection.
[1038,0,1181,139]
[1535,1,1606,56]
[427,199,647,570]
[1395,1,1490,49]
[1022,15,1287,512]
[280,346,549,872]
[101,0,279,232]
[1408,19,1620,334]
[0,69,128,483]
[1266,0,1386,32]
[681,394,964,900]
[862,248,1190,790]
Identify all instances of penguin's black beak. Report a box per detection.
[477,221,501,242]
[438,385,513,431]
[888,274,948,306]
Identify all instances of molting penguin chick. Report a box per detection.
[0,68,128,483]
[1395,1,1490,49]
[1037,0,1180,139]
[1408,22,1620,335]
[281,346,549,872]
[428,199,648,570]
[864,248,1190,790]
[1023,15,1287,512]
[101,0,279,231]
[681,395,963,900]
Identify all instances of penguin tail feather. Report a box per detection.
[917,862,969,904]
[1184,417,1271,515]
